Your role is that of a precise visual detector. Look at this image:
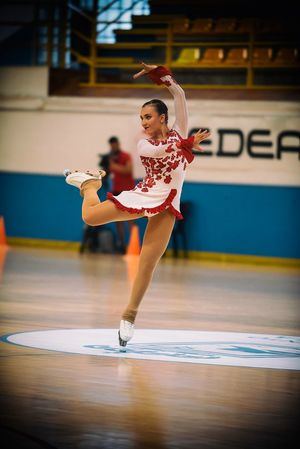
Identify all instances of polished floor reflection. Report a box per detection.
[0,247,299,449]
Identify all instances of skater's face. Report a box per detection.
[140,105,166,136]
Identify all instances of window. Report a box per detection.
[97,0,150,43]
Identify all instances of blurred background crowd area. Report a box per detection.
[0,0,299,92]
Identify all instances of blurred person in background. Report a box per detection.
[81,137,135,254]
[99,136,136,254]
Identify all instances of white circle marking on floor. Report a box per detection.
[2,329,300,370]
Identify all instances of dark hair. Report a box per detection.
[142,99,168,124]
[108,136,119,144]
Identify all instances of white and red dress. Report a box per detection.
[106,66,195,220]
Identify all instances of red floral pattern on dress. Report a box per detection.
[176,135,195,163]
[147,129,178,146]
[137,151,182,188]
[132,129,192,192]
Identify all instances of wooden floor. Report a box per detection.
[0,246,299,449]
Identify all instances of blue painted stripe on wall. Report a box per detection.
[1,171,299,258]
[181,182,300,258]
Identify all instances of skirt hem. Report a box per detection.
[106,189,184,220]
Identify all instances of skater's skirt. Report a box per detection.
[106,186,183,220]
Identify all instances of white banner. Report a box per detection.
[0,96,299,186]
[186,100,300,186]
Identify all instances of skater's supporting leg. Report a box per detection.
[82,182,145,226]
[122,208,175,323]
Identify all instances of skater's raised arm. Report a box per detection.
[150,67,188,138]
[133,62,211,157]
[133,63,188,138]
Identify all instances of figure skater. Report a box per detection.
[64,63,210,351]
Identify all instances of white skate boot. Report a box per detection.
[118,320,135,352]
[63,168,106,197]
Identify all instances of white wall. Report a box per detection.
[0,67,48,97]
[0,92,299,186]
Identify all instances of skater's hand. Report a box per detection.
[192,129,211,152]
[133,62,158,79]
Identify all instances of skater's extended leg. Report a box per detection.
[122,208,175,323]
[82,182,145,226]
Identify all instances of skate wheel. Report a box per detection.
[98,169,106,178]
[118,331,127,347]
[63,169,71,177]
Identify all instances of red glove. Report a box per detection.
[147,66,174,85]
[176,136,195,163]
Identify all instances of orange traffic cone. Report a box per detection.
[0,216,8,247]
[126,224,141,256]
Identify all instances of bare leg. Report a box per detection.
[81,181,145,225]
[122,208,176,323]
